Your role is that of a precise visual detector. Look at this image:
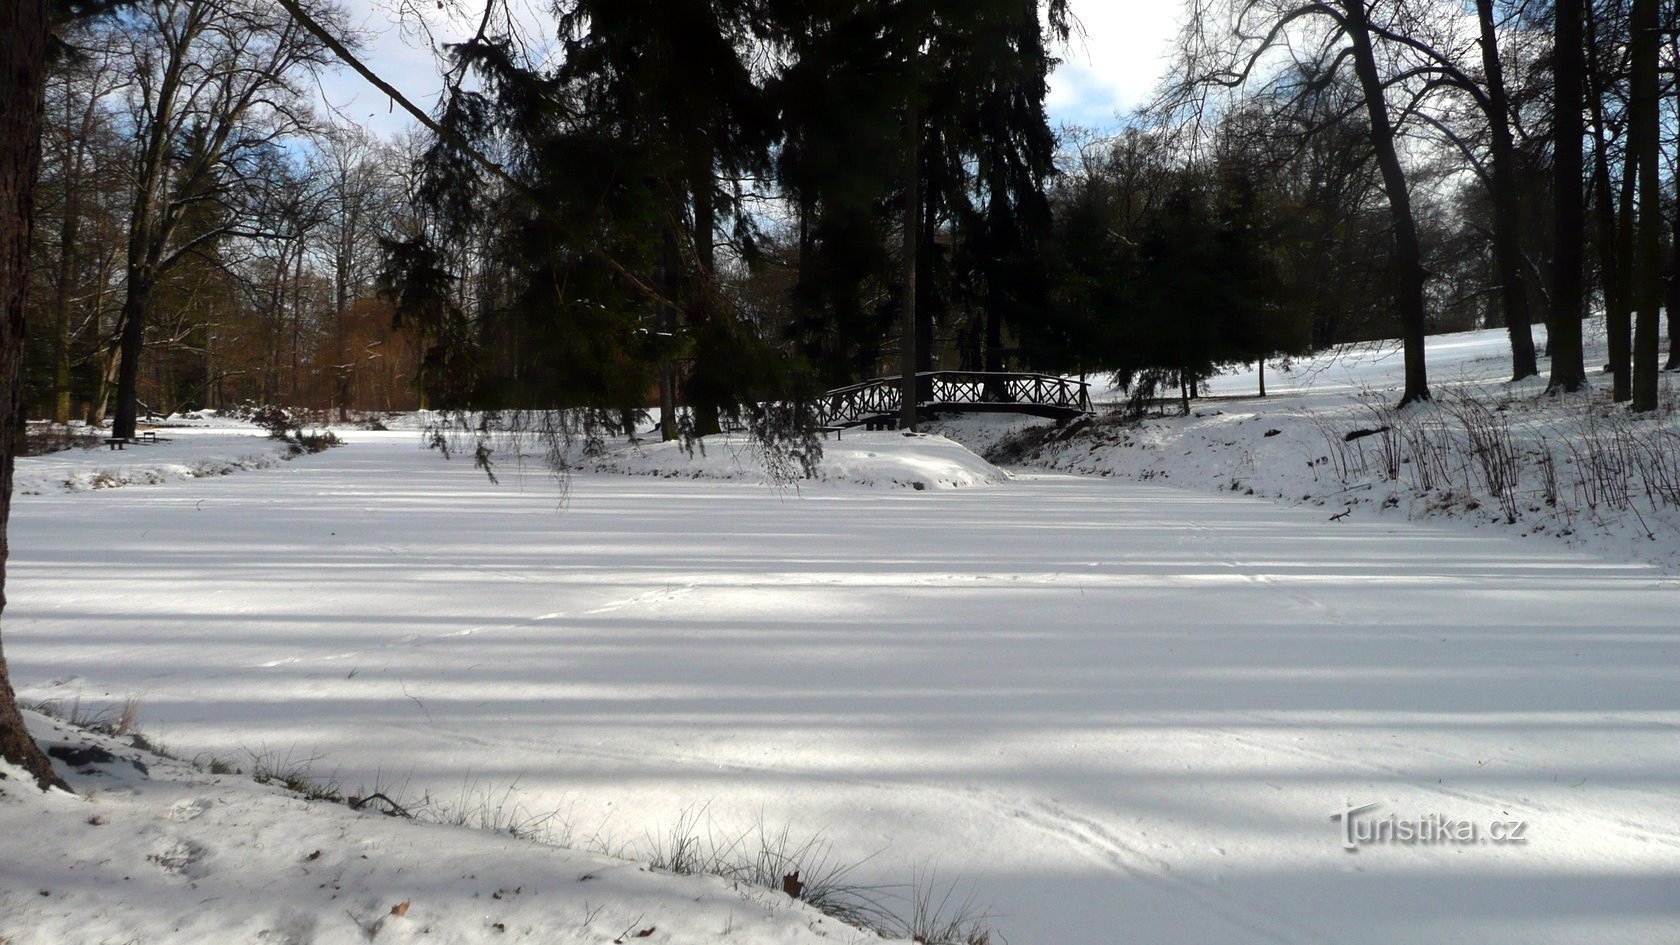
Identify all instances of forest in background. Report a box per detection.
[20,0,1680,440]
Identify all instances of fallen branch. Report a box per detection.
[349,792,413,818]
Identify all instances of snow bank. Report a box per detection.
[958,324,1680,571]
[0,712,882,945]
[592,430,1009,490]
[14,430,303,495]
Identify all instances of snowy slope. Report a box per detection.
[6,427,1677,944]
[1,713,878,945]
[14,428,300,494]
[592,430,1009,489]
[945,323,1680,572]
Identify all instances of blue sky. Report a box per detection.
[318,1,1183,140]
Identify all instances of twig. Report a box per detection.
[612,914,646,944]
[349,792,413,818]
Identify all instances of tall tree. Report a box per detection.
[1166,0,1433,405]
[110,0,336,439]
[33,25,125,423]
[1627,0,1660,411]
[1343,0,1429,404]
[0,0,71,792]
[1585,0,1631,399]
[899,85,920,431]
[1474,0,1538,381]
[1548,0,1588,394]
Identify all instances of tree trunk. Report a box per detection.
[50,192,77,425]
[1611,142,1637,397]
[688,151,721,438]
[914,193,935,404]
[1587,0,1631,399]
[1630,0,1661,411]
[112,276,150,438]
[1345,0,1429,406]
[0,0,71,793]
[1547,0,1589,394]
[1670,25,1680,372]
[87,344,118,426]
[1476,0,1537,382]
[1257,359,1266,397]
[658,228,679,441]
[290,244,303,401]
[899,93,919,432]
[1668,175,1680,370]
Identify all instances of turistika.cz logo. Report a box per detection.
[1331,802,1529,851]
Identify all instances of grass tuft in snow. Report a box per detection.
[642,804,995,941]
[24,694,142,738]
[246,747,344,803]
[894,868,1000,945]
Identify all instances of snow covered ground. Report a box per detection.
[591,430,1008,490]
[950,323,1680,572]
[14,424,296,495]
[1,715,870,945]
[5,385,1678,943]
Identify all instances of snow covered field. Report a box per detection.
[5,372,1678,943]
[964,323,1680,572]
[592,429,1009,490]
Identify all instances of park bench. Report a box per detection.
[102,431,159,450]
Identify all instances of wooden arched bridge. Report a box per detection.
[814,371,1093,429]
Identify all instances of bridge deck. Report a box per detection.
[816,371,1092,428]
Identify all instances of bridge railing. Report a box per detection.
[814,371,1091,427]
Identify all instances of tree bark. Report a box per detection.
[899,93,919,432]
[50,182,78,425]
[113,274,151,438]
[1587,0,1631,400]
[658,228,679,441]
[1613,137,1637,397]
[1670,23,1680,372]
[1630,0,1661,411]
[1668,174,1680,370]
[0,0,72,793]
[688,149,720,438]
[1475,0,1537,382]
[1345,0,1429,405]
[1547,0,1588,394]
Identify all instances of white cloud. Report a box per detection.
[1046,1,1185,130]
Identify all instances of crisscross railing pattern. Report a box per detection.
[815,371,1092,428]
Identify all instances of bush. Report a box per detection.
[286,429,342,456]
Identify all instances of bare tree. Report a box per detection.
[1584,0,1630,399]
[1164,0,1443,404]
[110,0,340,439]
[1628,0,1660,410]
[35,25,126,423]
[1548,0,1589,394]
[1473,0,1538,381]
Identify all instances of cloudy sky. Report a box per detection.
[317,1,1185,139]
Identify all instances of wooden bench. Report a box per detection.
[103,432,157,450]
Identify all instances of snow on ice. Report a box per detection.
[2,326,1677,944]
